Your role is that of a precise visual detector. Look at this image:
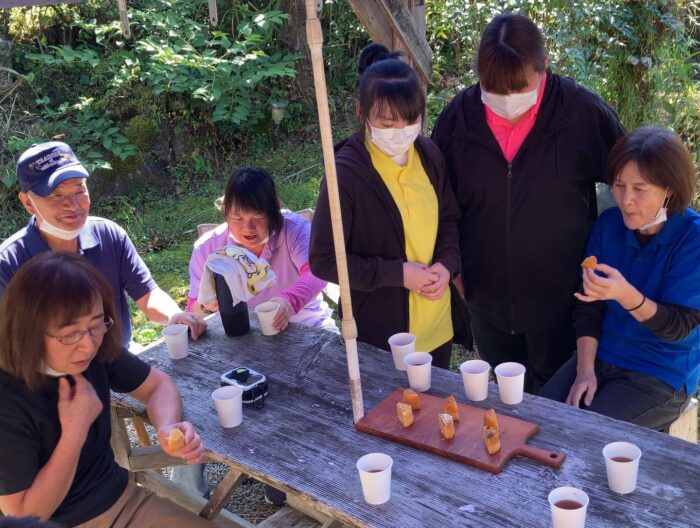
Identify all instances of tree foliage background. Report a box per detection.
[0,0,698,203]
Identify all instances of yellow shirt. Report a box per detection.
[366,137,453,352]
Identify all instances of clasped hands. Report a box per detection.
[403,261,450,300]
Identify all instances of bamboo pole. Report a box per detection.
[208,0,218,27]
[116,0,131,39]
[305,0,364,422]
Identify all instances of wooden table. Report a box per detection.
[111,316,700,527]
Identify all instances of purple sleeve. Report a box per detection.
[277,218,326,313]
[278,262,326,313]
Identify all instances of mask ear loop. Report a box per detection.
[662,191,671,209]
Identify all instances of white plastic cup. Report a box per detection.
[388,332,416,371]
[494,362,526,405]
[162,324,189,359]
[212,386,243,428]
[356,453,393,505]
[403,352,433,392]
[603,442,642,494]
[548,486,589,528]
[460,359,490,401]
[255,301,280,336]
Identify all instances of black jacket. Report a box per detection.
[431,73,625,332]
[309,132,461,350]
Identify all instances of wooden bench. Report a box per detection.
[668,397,698,443]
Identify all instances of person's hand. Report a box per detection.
[202,300,219,313]
[420,262,450,300]
[565,370,598,408]
[269,296,294,332]
[57,373,103,445]
[158,422,204,464]
[403,262,438,294]
[575,263,646,310]
[169,311,208,340]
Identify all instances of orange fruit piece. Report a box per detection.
[438,413,455,440]
[402,388,421,410]
[581,256,597,269]
[444,395,460,422]
[168,428,185,451]
[396,402,414,427]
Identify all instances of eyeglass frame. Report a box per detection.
[46,317,115,345]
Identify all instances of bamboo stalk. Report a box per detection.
[304,0,364,422]
[208,0,218,27]
[116,0,131,39]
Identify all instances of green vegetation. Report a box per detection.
[1,0,698,348]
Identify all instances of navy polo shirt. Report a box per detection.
[0,216,157,345]
[586,207,700,392]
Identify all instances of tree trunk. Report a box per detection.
[280,0,314,101]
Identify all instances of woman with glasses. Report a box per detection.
[0,252,212,526]
[188,166,334,332]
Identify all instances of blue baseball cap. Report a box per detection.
[16,141,89,197]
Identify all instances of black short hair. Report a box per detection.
[358,47,424,128]
[358,43,401,76]
[476,13,547,94]
[223,167,284,236]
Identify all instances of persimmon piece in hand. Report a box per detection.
[168,428,185,451]
[581,256,597,269]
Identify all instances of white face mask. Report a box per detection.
[29,197,85,241]
[481,77,541,120]
[368,121,422,159]
[42,363,68,377]
[637,191,670,232]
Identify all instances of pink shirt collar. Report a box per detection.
[483,73,548,163]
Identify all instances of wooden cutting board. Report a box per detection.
[356,388,565,474]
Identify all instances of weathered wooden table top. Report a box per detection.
[112,316,700,528]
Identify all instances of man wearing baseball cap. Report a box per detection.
[0,141,207,346]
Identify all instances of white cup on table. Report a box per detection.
[403,351,432,392]
[603,441,642,494]
[212,386,243,428]
[460,359,490,401]
[356,452,393,505]
[162,324,189,359]
[388,332,416,371]
[548,486,589,528]
[255,301,280,336]
[494,362,526,404]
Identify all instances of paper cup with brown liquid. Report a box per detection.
[548,486,589,528]
[356,453,393,505]
[603,441,642,494]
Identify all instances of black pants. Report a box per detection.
[430,339,453,370]
[539,355,689,431]
[469,311,575,394]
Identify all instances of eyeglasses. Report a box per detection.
[46,317,114,345]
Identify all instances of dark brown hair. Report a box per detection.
[476,13,547,94]
[0,251,122,389]
[358,45,424,128]
[606,126,696,215]
[223,166,284,237]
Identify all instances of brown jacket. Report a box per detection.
[309,132,461,350]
